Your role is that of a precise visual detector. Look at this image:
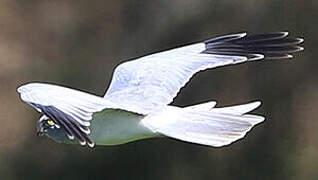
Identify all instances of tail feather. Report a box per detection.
[185,101,217,111]
[210,101,261,115]
[141,102,264,147]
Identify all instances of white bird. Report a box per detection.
[17,32,304,148]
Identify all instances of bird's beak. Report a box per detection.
[36,121,45,136]
[37,128,44,136]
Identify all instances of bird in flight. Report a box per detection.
[18,32,304,148]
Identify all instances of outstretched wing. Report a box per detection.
[17,83,113,147]
[105,32,303,114]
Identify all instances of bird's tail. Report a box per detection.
[141,101,264,147]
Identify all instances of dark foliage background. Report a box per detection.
[0,0,316,179]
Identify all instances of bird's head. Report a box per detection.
[36,115,71,143]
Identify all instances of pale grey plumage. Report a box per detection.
[17,32,304,147]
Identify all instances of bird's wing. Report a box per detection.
[105,32,303,114]
[17,83,115,147]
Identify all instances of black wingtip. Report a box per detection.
[203,32,304,60]
[204,32,247,44]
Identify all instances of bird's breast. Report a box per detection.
[89,108,161,145]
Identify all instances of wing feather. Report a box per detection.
[17,83,112,147]
[105,32,303,114]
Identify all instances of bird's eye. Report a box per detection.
[47,120,54,126]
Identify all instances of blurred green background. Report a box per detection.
[0,0,316,179]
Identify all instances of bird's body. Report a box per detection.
[18,32,304,148]
[43,100,264,147]
[47,108,159,145]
